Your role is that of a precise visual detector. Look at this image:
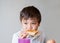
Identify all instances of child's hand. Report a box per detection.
[47,39,56,43]
[19,31,28,39]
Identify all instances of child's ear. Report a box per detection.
[38,23,40,26]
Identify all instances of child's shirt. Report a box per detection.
[12,30,46,43]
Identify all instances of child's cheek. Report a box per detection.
[32,25,38,30]
[22,24,27,29]
[32,24,38,29]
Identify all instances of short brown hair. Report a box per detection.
[20,6,41,24]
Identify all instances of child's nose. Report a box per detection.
[28,24,32,30]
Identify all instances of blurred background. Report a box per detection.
[0,0,60,43]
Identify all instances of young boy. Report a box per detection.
[12,6,55,43]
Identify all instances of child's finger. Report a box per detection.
[19,31,28,38]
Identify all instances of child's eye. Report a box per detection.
[32,23,36,24]
[24,23,27,24]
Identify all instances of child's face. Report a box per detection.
[21,18,40,31]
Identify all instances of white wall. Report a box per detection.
[0,0,60,43]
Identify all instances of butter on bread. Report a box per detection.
[26,30,38,36]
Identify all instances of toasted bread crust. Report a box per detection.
[26,30,38,36]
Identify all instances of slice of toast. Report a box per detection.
[26,30,38,36]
